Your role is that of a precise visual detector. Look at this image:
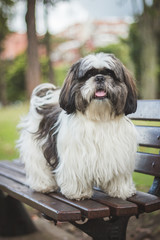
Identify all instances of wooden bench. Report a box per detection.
[0,99,160,240]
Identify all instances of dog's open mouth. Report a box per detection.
[94,89,107,99]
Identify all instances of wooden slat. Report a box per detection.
[135,152,160,176]
[136,126,160,148]
[0,162,110,219]
[0,160,25,175]
[0,175,81,222]
[0,164,26,185]
[129,100,160,121]
[49,192,110,219]
[128,191,160,213]
[92,190,138,216]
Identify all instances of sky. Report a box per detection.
[8,0,151,35]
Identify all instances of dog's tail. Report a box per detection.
[17,83,60,136]
[30,83,60,116]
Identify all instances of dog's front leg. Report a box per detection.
[55,164,93,200]
[102,174,136,200]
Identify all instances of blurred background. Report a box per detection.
[0,1,160,239]
[0,0,160,105]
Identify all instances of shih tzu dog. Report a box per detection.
[17,52,137,200]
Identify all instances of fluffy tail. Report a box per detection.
[30,83,60,115]
[17,83,60,150]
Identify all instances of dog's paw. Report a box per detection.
[107,184,136,200]
[27,179,58,193]
[61,188,93,201]
[70,193,92,201]
[33,185,58,193]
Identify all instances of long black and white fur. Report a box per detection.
[17,52,137,200]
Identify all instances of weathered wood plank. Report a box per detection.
[136,126,160,148]
[0,160,25,175]
[128,191,160,213]
[49,192,110,219]
[129,100,160,121]
[0,164,26,185]
[0,162,110,219]
[0,175,81,221]
[92,190,138,216]
[135,152,160,176]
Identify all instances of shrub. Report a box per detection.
[6,54,69,103]
[6,54,26,102]
[95,42,134,71]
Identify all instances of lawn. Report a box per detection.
[0,103,29,160]
[0,103,155,191]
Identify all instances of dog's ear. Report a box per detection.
[59,61,81,114]
[122,66,137,115]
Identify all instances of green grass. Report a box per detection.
[0,103,29,160]
[133,172,154,191]
[0,103,159,191]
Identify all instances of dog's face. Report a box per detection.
[59,53,137,119]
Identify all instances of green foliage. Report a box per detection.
[127,23,143,88]
[5,54,68,103]
[54,65,69,86]
[6,54,26,102]
[128,1,160,99]
[43,0,69,6]
[95,42,134,71]
[40,56,69,86]
[0,0,14,51]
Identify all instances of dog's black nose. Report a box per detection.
[95,75,105,82]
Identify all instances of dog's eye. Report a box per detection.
[86,72,92,78]
[101,69,119,80]
[85,69,98,79]
[100,69,113,76]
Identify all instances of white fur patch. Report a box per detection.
[79,53,116,77]
[31,83,60,114]
[55,111,137,199]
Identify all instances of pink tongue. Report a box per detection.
[95,90,106,97]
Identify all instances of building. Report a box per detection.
[1,19,130,64]
[0,33,27,60]
[53,19,130,64]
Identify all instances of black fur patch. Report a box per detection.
[36,104,61,169]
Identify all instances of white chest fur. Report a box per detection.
[55,111,137,199]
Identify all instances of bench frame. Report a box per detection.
[0,99,160,240]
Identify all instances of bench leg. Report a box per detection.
[148,176,160,196]
[0,191,37,237]
[72,216,130,240]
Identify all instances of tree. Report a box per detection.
[0,0,14,105]
[129,0,160,99]
[43,3,55,84]
[25,0,69,97]
[43,0,69,84]
[25,0,41,98]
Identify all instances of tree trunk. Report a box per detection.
[26,0,41,98]
[44,5,55,84]
[137,0,160,99]
[139,17,158,99]
[46,31,55,84]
